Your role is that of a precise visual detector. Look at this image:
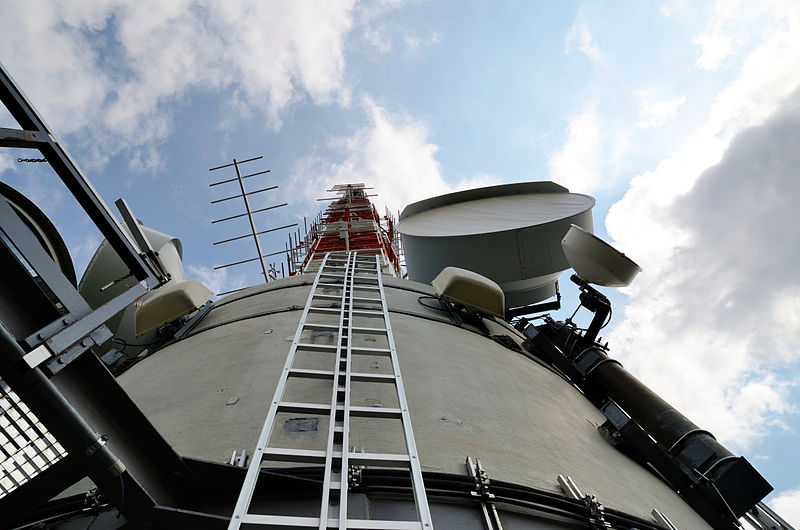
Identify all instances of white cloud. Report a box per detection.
[769,487,800,527]
[289,97,499,217]
[693,30,734,71]
[547,109,604,193]
[0,152,14,174]
[565,8,604,65]
[186,263,246,297]
[693,0,797,71]
[606,95,800,449]
[635,93,686,129]
[0,0,389,170]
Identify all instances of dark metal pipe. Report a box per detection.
[587,348,734,473]
[529,314,772,521]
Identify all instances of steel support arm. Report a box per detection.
[0,61,157,285]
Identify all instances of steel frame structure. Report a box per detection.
[0,60,195,525]
[299,185,400,275]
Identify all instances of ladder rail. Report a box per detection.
[375,255,433,528]
[319,253,353,527]
[228,255,332,529]
[338,253,357,529]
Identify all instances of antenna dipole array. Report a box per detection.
[209,156,296,294]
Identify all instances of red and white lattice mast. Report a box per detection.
[295,184,401,275]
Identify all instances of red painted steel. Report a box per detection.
[294,184,400,274]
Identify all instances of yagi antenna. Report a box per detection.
[209,156,297,292]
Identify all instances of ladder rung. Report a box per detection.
[287,368,335,379]
[260,447,410,467]
[348,452,411,465]
[241,514,320,526]
[313,293,342,300]
[308,307,340,314]
[353,296,381,303]
[349,405,402,419]
[277,401,402,418]
[351,326,387,335]
[346,520,423,530]
[351,346,391,355]
[350,372,395,383]
[242,514,420,529]
[296,343,338,352]
[277,401,331,414]
[351,309,383,317]
[302,323,340,331]
[260,447,326,464]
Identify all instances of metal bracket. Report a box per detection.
[85,434,109,457]
[583,494,612,529]
[466,457,503,530]
[53,282,146,354]
[348,464,363,489]
[651,508,678,530]
[744,501,797,530]
[557,474,583,499]
[229,449,248,468]
[20,344,52,370]
[557,475,611,529]
[115,198,169,283]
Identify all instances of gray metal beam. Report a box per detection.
[0,127,49,148]
[0,61,158,285]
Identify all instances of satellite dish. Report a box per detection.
[561,224,641,287]
[0,181,76,285]
[397,182,595,308]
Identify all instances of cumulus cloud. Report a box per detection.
[547,109,604,193]
[565,8,604,65]
[769,487,800,526]
[606,95,800,449]
[0,0,392,169]
[186,263,246,297]
[289,98,499,217]
[693,0,798,71]
[635,93,686,129]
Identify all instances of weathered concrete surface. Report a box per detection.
[119,274,711,529]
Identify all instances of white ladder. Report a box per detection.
[228,252,433,529]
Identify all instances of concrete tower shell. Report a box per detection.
[118,276,712,529]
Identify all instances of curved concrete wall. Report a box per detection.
[119,275,711,529]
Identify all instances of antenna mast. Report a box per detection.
[209,156,296,293]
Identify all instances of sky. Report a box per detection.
[1,0,799,523]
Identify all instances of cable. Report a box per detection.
[111,337,160,357]
[600,306,613,330]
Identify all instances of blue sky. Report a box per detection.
[1,0,799,522]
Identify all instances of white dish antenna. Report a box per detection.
[561,224,641,287]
